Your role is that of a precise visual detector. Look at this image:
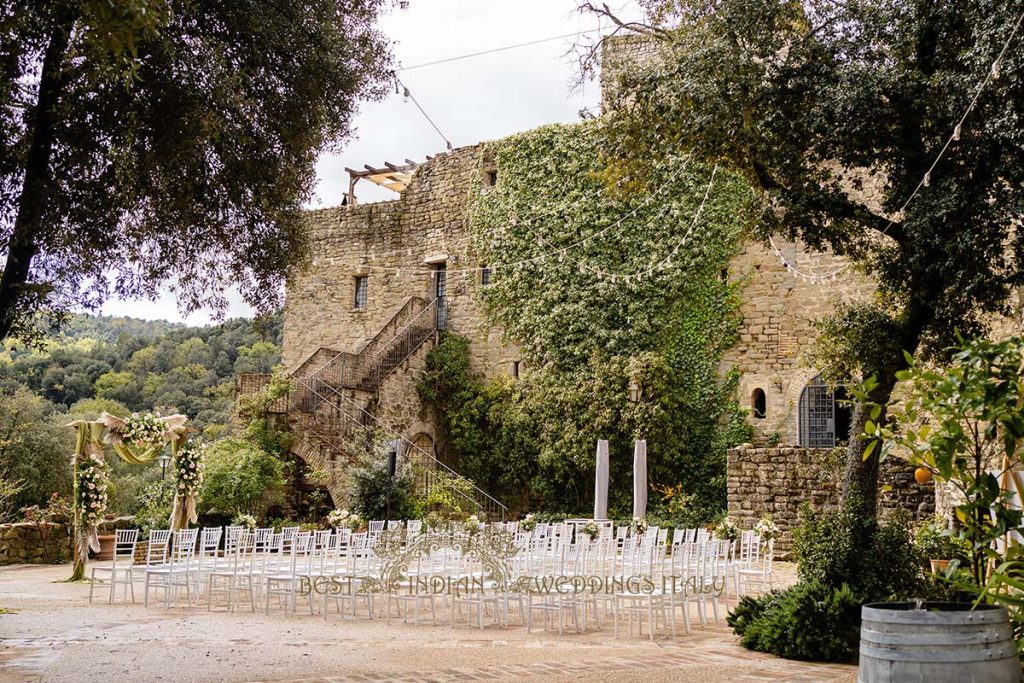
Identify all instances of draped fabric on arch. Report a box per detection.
[67,420,106,581]
[66,413,192,580]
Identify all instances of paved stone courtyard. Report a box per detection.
[0,563,855,682]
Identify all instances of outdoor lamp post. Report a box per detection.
[386,440,400,521]
[628,379,642,404]
[158,453,171,480]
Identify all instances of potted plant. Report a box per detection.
[913,515,964,574]
[857,336,1024,679]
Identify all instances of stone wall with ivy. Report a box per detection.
[727,446,935,553]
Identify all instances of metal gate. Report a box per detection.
[798,374,835,447]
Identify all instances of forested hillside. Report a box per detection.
[0,312,283,516]
[1,313,282,430]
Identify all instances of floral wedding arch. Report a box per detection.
[66,411,205,581]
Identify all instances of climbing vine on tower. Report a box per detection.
[420,121,754,517]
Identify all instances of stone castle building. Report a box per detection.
[243,34,994,525]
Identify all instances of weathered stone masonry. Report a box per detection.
[283,145,521,471]
[280,33,1016,515]
[727,447,935,553]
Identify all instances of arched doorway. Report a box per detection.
[407,432,436,467]
[798,374,852,447]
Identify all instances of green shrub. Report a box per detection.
[794,507,921,601]
[726,592,775,637]
[914,514,969,563]
[731,581,862,662]
[134,480,174,538]
[350,456,418,521]
[200,437,285,517]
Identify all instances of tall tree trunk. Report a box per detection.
[841,376,895,521]
[840,298,933,520]
[0,14,74,342]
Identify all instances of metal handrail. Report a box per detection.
[297,378,507,519]
[355,296,430,365]
[301,296,431,389]
[363,298,437,367]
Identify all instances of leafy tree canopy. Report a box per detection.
[0,0,393,343]
[586,0,1024,517]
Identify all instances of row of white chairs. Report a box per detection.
[87,522,773,640]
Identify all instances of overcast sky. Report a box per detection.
[99,0,643,325]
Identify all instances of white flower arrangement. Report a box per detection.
[581,521,600,541]
[76,455,108,526]
[520,513,537,532]
[631,517,649,536]
[754,515,779,541]
[714,516,740,541]
[174,440,206,496]
[464,514,481,535]
[121,411,166,449]
[233,513,257,530]
[327,508,350,528]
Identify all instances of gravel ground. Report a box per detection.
[0,562,852,683]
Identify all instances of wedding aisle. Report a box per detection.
[0,563,852,683]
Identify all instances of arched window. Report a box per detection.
[798,375,852,447]
[751,388,766,419]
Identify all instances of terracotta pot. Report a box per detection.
[930,559,951,573]
[94,534,116,561]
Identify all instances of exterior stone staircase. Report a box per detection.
[238,297,507,519]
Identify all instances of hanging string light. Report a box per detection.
[776,8,1023,283]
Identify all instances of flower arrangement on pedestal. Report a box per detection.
[631,517,648,536]
[581,521,600,541]
[714,516,739,541]
[349,513,365,531]
[233,513,257,530]
[520,513,537,532]
[464,514,481,536]
[327,509,352,528]
[754,515,779,541]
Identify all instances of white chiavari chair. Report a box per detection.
[222,525,244,562]
[207,529,253,611]
[452,544,507,629]
[144,527,198,607]
[89,528,139,604]
[737,535,774,595]
[194,526,223,595]
[265,531,314,615]
[612,536,671,640]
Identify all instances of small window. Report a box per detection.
[353,276,368,310]
[751,388,766,419]
[510,360,521,378]
[485,170,498,187]
[720,267,729,281]
[480,265,492,286]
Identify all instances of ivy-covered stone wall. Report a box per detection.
[727,446,935,554]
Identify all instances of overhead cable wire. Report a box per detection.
[775,7,1024,282]
[395,76,454,151]
[397,28,604,72]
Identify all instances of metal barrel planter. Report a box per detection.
[859,602,1020,682]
